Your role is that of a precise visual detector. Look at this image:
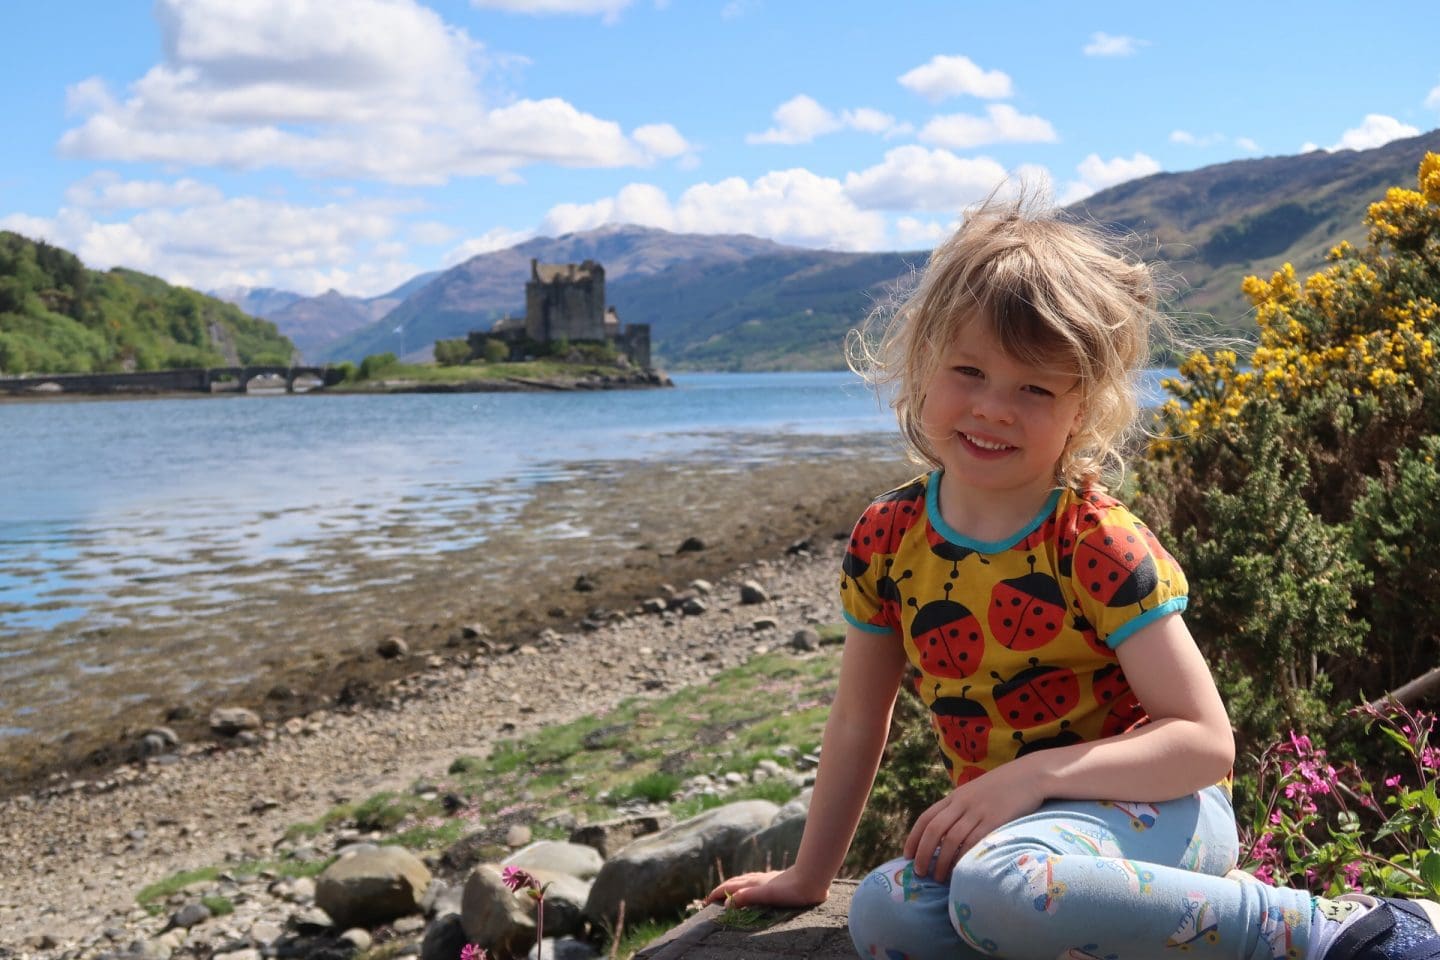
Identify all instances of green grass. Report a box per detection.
[137,856,331,905]
[332,359,628,389]
[200,895,234,917]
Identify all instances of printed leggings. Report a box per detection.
[848,785,1317,960]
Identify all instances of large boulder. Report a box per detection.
[503,841,605,881]
[315,846,432,929]
[461,866,535,958]
[583,800,778,927]
[734,789,812,875]
[569,813,674,859]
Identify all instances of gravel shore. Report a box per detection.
[0,453,915,952]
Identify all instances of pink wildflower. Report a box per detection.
[501,865,540,893]
[1385,774,1403,788]
[1343,863,1362,889]
[460,944,489,960]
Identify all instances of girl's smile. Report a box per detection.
[920,320,1083,537]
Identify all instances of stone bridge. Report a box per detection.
[0,365,346,397]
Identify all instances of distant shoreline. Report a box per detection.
[0,368,673,403]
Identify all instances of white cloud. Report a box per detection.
[1300,142,1321,153]
[632,123,691,159]
[919,104,1058,149]
[1329,114,1420,151]
[0,213,61,243]
[898,55,1012,102]
[1235,136,1261,153]
[841,108,912,139]
[747,95,842,145]
[442,226,537,266]
[537,171,887,250]
[893,216,954,249]
[748,96,913,145]
[1427,84,1440,110]
[844,146,1008,212]
[16,192,427,297]
[58,0,687,184]
[470,0,633,22]
[1083,32,1146,57]
[64,172,224,211]
[1060,152,1161,205]
[1170,130,1223,147]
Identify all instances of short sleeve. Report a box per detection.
[1066,501,1188,650]
[838,478,926,636]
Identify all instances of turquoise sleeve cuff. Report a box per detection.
[842,610,896,635]
[1105,597,1189,649]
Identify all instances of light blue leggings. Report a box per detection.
[848,786,1316,960]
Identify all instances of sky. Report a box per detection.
[2,1,1438,300]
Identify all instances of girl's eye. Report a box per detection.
[1022,385,1055,397]
[952,366,982,377]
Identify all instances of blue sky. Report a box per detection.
[2,0,1437,298]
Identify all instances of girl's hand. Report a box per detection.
[903,758,1045,881]
[705,868,830,909]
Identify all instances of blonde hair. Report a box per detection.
[850,193,1166,491]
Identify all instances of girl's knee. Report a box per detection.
[849,859,955,957]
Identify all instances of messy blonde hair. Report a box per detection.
[850,192,1167,491]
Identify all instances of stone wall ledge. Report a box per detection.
[634,879,857,960]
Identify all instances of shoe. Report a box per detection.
[1324,894,1440,960]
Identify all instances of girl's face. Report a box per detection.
[919,319,1084,511]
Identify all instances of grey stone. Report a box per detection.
[338,929,372,951]
[378,636,408,659]
[505,824,533,848]
[527,937,600,960]
[681,597,707,616]
[315,846,432,929]
[248,921,283,946]
[208,707,261,737]
[169,903,211,930]
[420,914,468,960]
[790,628,821,652]
[503,841,604,881]
[734,789,812,875]
[739,580,769,605]
[689,579,713,595]
[289,906,334,933]
[583,800,780,926]
[676,536,706,554]
[460,866,535,959]
[569,813,675,859]
[751,617,779,632]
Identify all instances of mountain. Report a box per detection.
[318,130,1439,370]
[317,225,789,362]
[1072,128,1440,331]
[211,285,304,320]
[0,231,295,375]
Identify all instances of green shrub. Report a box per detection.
[433,338,471,366]
[357,352,399,380]
[610,772,682,805]
[483,337,510,363]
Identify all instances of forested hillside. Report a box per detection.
[0,232,295,375]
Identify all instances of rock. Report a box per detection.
[739,580,769,604]
[139,734,171,758]
[315,845,432,929]
[420,913,468,960]
[169,902,211,930]
[583,800,780,926]
[681,597,707,616]
[221,950,260,960]
[289,906,334,933]
[507,867,591,939]
[751,617,779,632]
[789,628,821,652]
[208,708,261,737]
[528,938,600,960]
[461,623,489,639]
[689,579,712,595]
[640,598,666,615]
[460,866,535,959]
[569,813,675,859]
[734,789,812,874]
[378,636,408,659]
[339,928,372,951]
[676,536,706,554]
[786,537,814,555]
[505,824,532,848]
[248,921,283,946]
[503,841,604,881]
[573,575,595,592]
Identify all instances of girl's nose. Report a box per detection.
[971,387,1015,423]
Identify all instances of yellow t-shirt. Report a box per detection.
[840,471,1188,786]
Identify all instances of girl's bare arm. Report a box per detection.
[707,623,908,907]
[906,612,1234,879]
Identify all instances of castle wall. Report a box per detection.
[525,261,606,342]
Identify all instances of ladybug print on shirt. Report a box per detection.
[840,472,1188,783]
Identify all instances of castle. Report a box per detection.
[475,259,651,369]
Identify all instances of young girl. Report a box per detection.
[707,198,1440,960]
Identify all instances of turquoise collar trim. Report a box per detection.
[925,470,1062,553]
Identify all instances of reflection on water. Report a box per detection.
[0,370,1172,745]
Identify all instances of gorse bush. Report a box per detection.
[1134,151,1440,756]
